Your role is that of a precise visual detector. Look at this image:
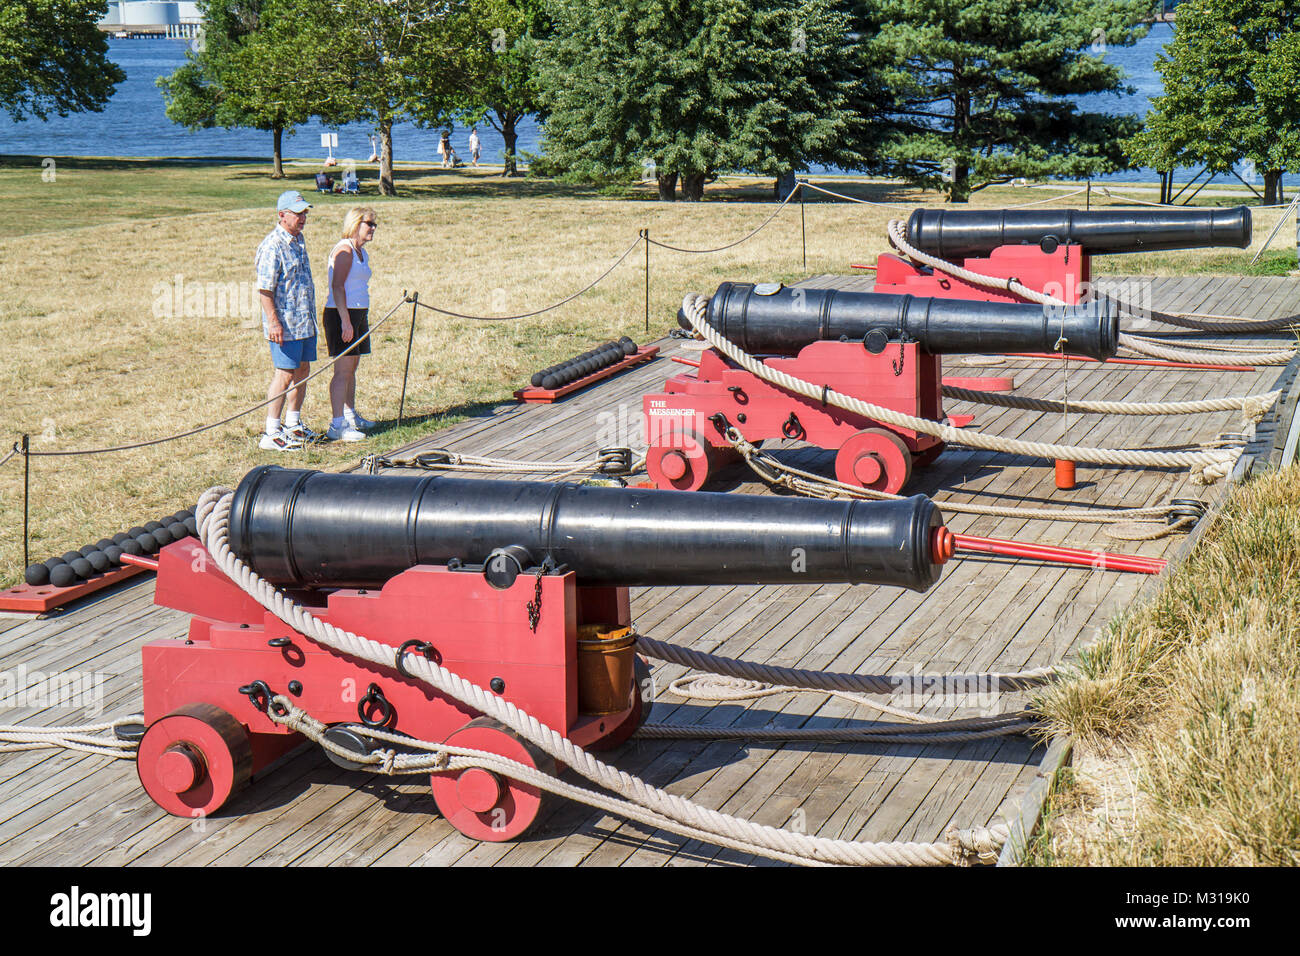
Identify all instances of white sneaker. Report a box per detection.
[283,420,321,442]
[260,431,304,451]
[327,422,368,442]
[345,411,376,431]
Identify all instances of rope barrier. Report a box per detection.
[643,185,803,253]
[0,444,17,468]
[22,296,411,457]
[411,236,643,321]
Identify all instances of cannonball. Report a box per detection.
[530,371,547,387]
[95,538,114,551]
[43,557,65,570]
[168,522,189,540]
[87,550,111,573]
[135,533,158,553]
[120,538,143,556]
[61,551,82,564]
[151,527,173,546]
[541,374,560,390]
[620,337,637,355]
[25,564,50,586]
[127,526,146,538]
[144,521,163,533]
[79,544,99,557]
[70,557,93,579]
[184,517,198,536]
[103,545,124,566]
[50,564,77,588]
[112,532,130,545]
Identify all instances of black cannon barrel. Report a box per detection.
[905,206,1252,259]
[228,466,946,592]
[681,282,1118,360]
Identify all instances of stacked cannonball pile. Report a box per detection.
[24,508,199,589]
[531,337,638,391]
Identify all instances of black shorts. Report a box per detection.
[322,307,371,357]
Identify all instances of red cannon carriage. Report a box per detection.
[136,467,949,841]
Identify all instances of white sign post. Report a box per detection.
[320,132,338,161]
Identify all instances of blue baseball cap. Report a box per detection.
[276,190,312,213]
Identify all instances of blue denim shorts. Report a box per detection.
[269,335,318,370]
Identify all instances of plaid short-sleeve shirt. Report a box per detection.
[254,224,317,340]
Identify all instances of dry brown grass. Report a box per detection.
[1030,469,1300,866]
[0,165,1288,586]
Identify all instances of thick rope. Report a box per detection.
[636,635,1056,693]
[715,424,1200,541]
[196,487,1009,866]
[942,384,1280,426]
[681,293,1241,485]
[368,447,644,480]
[0,715,142,758]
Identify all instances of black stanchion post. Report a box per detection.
[398,292,418,427]
[642,229,649,334]
[799,179,807,271]
[21,434,29,570]
[1086,179,1091,210]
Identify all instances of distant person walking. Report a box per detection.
[438,130,451,168]
[469,128,481,166]
[323,206,380,441]
[255,190,319,450]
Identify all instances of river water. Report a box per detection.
[1,26,1293,187]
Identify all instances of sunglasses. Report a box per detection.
[362,220,378,227]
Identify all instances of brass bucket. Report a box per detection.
[576,624,636,715]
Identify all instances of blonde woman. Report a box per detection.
[323,206,379,441]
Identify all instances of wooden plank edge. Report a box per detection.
[998,443,1248,866]
[995,735,1072,867]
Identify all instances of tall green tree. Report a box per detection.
[0,0,124,121]
[849,0,1150,202]
[1126,0,1300,205]
[157,0,313,178]
[270,0,482,196]
[538,0,864,201]
[462,0,548,176]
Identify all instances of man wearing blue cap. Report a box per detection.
[254,190,320,450]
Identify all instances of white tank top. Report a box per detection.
[325,240,371,308]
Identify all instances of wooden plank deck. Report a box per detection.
[2,274,1297,867]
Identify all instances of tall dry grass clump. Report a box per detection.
[1031,468,1300,865]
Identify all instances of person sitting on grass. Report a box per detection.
[315,171,334,193]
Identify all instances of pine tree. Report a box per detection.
[1126,0,1300,205]
[850,0,1151,202]
[537,0,863,201]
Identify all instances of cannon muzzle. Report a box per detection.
[227,467,948,593]
[905,206,1252,259]
[681,282,1119,360]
